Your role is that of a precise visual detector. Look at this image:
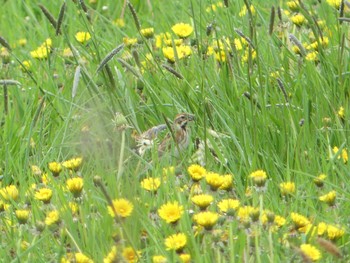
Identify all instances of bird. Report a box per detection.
[157,113,195,158]
[134,113,195,158]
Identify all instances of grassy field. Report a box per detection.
[0,0,349,262]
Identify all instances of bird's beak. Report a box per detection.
[187,114,195,121]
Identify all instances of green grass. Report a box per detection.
[0,0,349,262]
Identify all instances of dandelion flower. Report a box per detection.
[191,194,214,210]
[337,106,345,120]
[280,182,296,196]
[75,32,91,44]
[171,23,193,38]
[140,27,155,39]
[219,174,234,190]
[122,246,141,263]
[179,254,191,263]
[15,209,30,224]
[114,18,125,28]
[34,188,53,204]
[193,211,219,230]
[158,201,184,224]
[0,185,19,201]
[104,245,117,263]
[205,172,224,190]
[48,162,62,176]
[319,190,336,206]
[187,164,206,181]
[141,177,161,192]
[326,225,345,241]
[66,177,84,198]
[326,0,341,9]
[291,13,306,26]
[164,233,187,251]
[152,255,167,263]
[62,157,83,171]
[45,210,60,226]
[237,206,255,222]
[75,252,93,263]
[300,244,322,261]
[249,170,267,188]
[314,174,326,188]
[108,198,133,218]
[291,212,310,231]
[217,198,240,215]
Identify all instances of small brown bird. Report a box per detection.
[158,113,195,158]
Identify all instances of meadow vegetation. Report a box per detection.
[0,0,349,262]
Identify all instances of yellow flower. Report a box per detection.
[171,23,193,38]
[300,244,322,261]
[237,206,255,222]
[15,209,30,224]
[114,18,125,28]
[162,45,192,63]
[337,106,345,120]
[326,0,341,9]
[48,162,62,176]
[122,246,141,263]
[20,60,31,72]
[291,13,306,26]
[314,174,326,188]
[158,201,184,224]
[75,31,91,44]
[140,27,154,39]
[305,51,318,62]
[219,174,234,190]
[0,185,19,201]
[45,210,60,226]
[66,177,84,197]
[35,188,53,204]
[164,233,187,251]
[214,51,227,62]
[164,38,183,46]
[31,165,42,176]
[179,254,191,263]
[317,222,328,236]
[152,255,167,263]
[187,164,206,181]
[193,211,219,230]
[280,182,296,196]
[242,49,257,63]
[123,37,138,47]
[205,172,224,190]
[75,252,93,263]
[239,5,256,17]
[191,194,214,209]
[249,170,267,188]
[332,146,348,164]
[18,38,27,46]
[319,190,336,206]
[274,215,286,227]
[162,166,175,177]
[141,177,161,192]
[69,202,79,215]
[217,199,240,215]
[326,225,345,240]
[286,1,299,11]
[108,198,134,218]
[291,212,310,231]
[103,245,117,263]
[62,157,83,171]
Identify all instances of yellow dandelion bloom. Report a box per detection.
[0,185,19,201]
[291,212,311,231]
[158,201,184,224]
[239,5,256,17]
[286,1,299,11]
[69,202,79,215]
[45,210,60,226]
[187,164,206,181]
[179,254,191,263]
[171,23,193,38]
[280,182,296,196]
[62,157,83,171]
[20,60,31,72]
[205,172,224,190]
[164,38,183,46]
[18,38,27,46]
[114,18,125,28]
[237,206,255,222]
[305,51,318,61]
[219,174,234,190]
[75,31,91,44]
[327,225,345,240]
[48,162,62,176]
[123,37,138,47]
[66,177,84,197]
[274,215,286,227]
[152,255,167,263]
[164,233,187,251]
[193,211,219,230]
[122,246,141,263]
[217,198,240,215]
[249,169,267,187]
[291,13,306,26]
[75,252,93,263]
[326,0,341,9]
[314,174,326,188]
[108,198,133,218]
[191,194,214,209]
[337,106,345,120]
[35,188,53,204]
[104,245,117,263]
[319,190,336,206]
[317,222,328,236]
[300,244,322,261]
[332,146,348,164]
[141,177,161,192]
[140,27,154,39]
[15,209,30,224]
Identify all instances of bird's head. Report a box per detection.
[174,113,195,129]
